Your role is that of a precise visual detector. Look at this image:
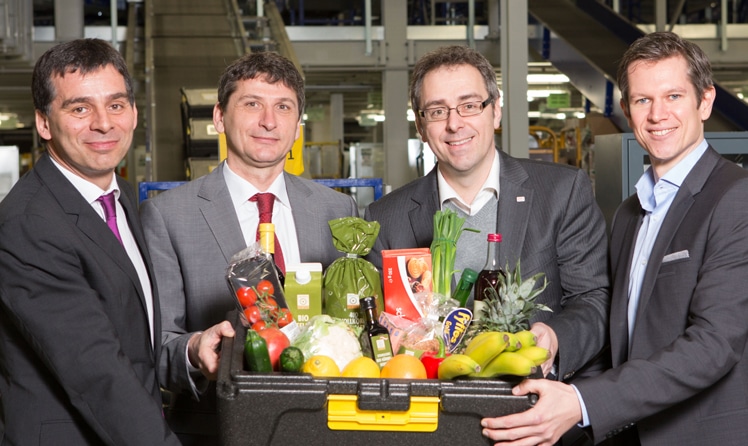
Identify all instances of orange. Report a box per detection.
[302,355,340,377]
[380,354,427,379]
[341,356,380,378]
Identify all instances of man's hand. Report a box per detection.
[530,322,558,377]
[187,320,235,380]
[481,379,582,446]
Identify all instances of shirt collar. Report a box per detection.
[438,148,500,212]
[223,162,290,209]
[49,155,119,204]
[635,139,708,211]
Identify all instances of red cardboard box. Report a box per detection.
[382,248,432,321]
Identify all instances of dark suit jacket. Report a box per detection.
[578,147,748,445]
[0,153,179,445]
[365,149,610,380]
[140,162,359,437]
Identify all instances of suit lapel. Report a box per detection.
[496,152,533,263]
[197,163,247,263]
[118,178,160,348]
[285,172,326,261]
[408,168,440,247]
[37,156,141,282]
[609,201,642,365]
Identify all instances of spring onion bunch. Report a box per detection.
[430,209,479,299]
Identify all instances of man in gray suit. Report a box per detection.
[140,51,358,445]
[483,32,748,445]
[365,45,610,386]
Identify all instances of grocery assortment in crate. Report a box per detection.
[219,213,550,444]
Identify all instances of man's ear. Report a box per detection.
[35,110,52,141]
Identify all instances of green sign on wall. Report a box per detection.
[546,93,570,109]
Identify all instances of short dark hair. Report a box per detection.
[410,45,499,113]
[217,51,305,117]
[31,38,134,116]
[617,31,713,109]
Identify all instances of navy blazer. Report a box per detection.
[0,153,179,445]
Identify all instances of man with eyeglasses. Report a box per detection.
[365,45,610,421]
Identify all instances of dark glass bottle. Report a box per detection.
[453,268,478,308]
[474,233,503,321]
[359,296,393,368]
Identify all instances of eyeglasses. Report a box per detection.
[417,97,493,122]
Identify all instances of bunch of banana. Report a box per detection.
[437,354,482,380]
[464,330,550,378]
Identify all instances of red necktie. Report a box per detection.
[97,192,123,245]
[250,193,285,273]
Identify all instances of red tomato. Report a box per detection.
[258,327,290,371]
[256,280,274,297]
[236,287,257,308]
[243,305,262,325]
[277,308,293,328]
[251,320,267,331]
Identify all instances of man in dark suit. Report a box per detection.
[482,32,748,445]
[140,51,358,445]
[365,45,610,384]
[0,38,232,445]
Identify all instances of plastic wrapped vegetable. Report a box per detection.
[323,217,384,328]
[291,315,363,371]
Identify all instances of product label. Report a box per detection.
[442,308,473,353]
[296,294,310,310]
[345,293,360,310]
[371,334,393,367]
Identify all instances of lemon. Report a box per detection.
[341,356,380,378]
[301,355,341,377]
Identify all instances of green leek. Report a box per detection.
[430,209,479,299]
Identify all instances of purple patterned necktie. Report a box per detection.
[97,192,123,245]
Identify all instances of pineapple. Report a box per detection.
[460,260,551,349]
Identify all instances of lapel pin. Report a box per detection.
[516,196,525,202]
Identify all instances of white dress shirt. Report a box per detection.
[223,163,301,265]
[438,148,500,213]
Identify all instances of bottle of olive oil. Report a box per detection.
[359,296,393,368]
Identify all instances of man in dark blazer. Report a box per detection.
[140,51,358,445]
[0,39,192,445]
[365,45,610,384]
[482,32,748,445]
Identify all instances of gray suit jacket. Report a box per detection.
[365,149,610,380]
[578,147,748,445]
[0,153,179,445]
[140,162,358,436]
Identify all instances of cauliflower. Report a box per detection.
[292,315,363,371]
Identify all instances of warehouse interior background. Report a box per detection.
[2,0,748,211]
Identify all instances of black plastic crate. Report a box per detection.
[216,317,535,445]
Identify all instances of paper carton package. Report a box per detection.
[284,263,323,327]
[382,248,432,321]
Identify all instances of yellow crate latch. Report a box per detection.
[327,394,439,432]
